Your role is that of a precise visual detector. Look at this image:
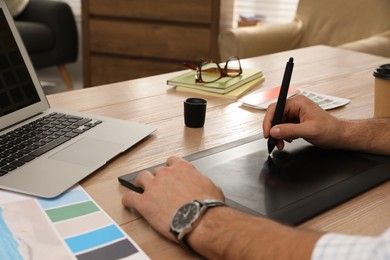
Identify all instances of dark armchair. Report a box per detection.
[14,0,78,90]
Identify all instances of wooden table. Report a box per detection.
[47,46,390,258]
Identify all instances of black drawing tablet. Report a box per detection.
[119,135,390,225]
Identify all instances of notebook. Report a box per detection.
[0,1,156,198]
[119,136,390,225]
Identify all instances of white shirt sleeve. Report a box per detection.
[312,227,390,260]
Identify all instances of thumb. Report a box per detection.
[270,123,312,141]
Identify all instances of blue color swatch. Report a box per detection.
[65,224,124,253]
[0,208,22,260]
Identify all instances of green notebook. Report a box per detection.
[167,68,263,94]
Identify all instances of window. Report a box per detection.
[235,0,298,25]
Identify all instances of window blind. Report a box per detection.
[235,0,298,25]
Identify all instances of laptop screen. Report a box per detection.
[0,10,40,117]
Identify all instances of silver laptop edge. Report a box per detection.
[0,1,156,198]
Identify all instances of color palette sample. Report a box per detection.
[0,208,22,260]
[0,186,149,260]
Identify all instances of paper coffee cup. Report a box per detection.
[374,64,390,117]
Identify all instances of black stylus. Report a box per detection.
[267,57,294,154]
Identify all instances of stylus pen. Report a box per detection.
[267,57,294,154]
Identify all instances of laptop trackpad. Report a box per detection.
[50,138,124,167]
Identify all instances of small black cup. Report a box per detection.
[184,98,207,128]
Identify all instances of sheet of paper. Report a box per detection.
[0,185,149,260]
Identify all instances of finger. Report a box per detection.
[263,102,277,138]
[276,140,285,150]
[166,155,183,166]
[152,166,169,177]
[133,170,154,189]
[151,166,164,176]
[122,190,142,208]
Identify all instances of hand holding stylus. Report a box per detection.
[267,57,294,154]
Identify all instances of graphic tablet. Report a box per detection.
[119,135,390,225]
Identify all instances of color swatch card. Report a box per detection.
[0,185,149,260]
[239,86,300,109]
[239,86,350,110]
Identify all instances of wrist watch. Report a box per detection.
[169,199,226,251]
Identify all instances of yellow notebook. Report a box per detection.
[168,68,263,94]
[175,76,265,100]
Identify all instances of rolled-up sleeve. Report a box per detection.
[312,228,390,260]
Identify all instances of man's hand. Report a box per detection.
[263,95,343,150]
[122,156,224,242]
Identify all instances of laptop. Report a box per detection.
[120,135,390,225]
[0,1,156,198]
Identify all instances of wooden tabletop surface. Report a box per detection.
[47,45,390,258]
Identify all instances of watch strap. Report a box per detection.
[170,199,226,252]
[199,199,227,208]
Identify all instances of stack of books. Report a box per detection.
[167,68,265,100]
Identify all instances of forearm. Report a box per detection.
[187,207,321,259]
[336,118,390,155]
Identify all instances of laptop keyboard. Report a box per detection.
[0,112,102,176]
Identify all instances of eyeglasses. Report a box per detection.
[183,56,243,83]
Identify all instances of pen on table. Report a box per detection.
[267,57,294,154]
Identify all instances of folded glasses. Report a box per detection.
[183,56,243,83]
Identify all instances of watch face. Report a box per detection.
[172,202,200,230]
